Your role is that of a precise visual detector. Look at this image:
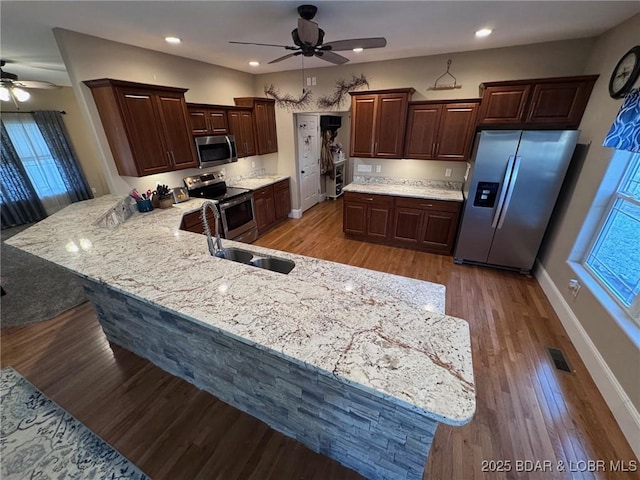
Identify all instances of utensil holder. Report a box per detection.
[136,199,153,212]
[158,197,173,209]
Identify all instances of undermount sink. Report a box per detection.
[215,248,295,274]
[251,257,296,274]
[216,247,253,264]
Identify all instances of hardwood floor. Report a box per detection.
[2,198,637,479]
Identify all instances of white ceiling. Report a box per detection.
[2,1,639,87]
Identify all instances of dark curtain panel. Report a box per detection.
[0,123,47,228]
[32,111,93,202]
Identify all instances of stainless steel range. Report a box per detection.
[183,172,258,243]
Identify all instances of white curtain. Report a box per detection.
[2,113,70,215]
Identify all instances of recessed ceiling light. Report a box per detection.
[249,61,260,67]
[475,28,493,38]
[165,36,181,44]
[352,47,364,53]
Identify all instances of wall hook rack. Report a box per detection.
[428,59,463,90]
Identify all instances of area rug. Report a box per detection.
[0,366,149,479]
[1,224,87,329]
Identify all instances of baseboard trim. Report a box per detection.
[535,261,640,459]
[290,209,302,219]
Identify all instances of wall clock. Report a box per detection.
[609,45,640,99]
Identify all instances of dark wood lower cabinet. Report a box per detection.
[180,210,217,235]
[344,192,461,254]
[254,179,291,236]
[342,193,393,239]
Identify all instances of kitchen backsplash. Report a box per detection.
[225,168,268,185]
[353,175,463,191]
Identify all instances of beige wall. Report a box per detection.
[255,38,594,207]
[2,87,109,196]
[538,14,640,412]
[53,28,263,196]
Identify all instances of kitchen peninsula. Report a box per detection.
[6,196,475,480]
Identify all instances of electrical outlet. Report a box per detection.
[306,77,312,86]
[445,168,452,177]
[375,165,382,173]
[357,164,372,173]
[568,279,581,297]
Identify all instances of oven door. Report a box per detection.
[219,193,257,241]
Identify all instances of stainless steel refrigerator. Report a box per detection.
[454,130,579,273]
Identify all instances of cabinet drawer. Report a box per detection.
[344,192,393,206]
[395,196,460,213]
[254,185,274,198]
[273,179,289,192]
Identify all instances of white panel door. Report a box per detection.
[297,114,320,212]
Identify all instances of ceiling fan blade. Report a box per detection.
[229,41,295,49]
[13,80,59,89]
[297,17,319,45]
[315,50,349,65]
[322,37,387,51]
[268,52,302,64]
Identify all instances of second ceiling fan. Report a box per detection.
[230,4,387,65]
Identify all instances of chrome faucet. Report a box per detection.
[201,200,224,256]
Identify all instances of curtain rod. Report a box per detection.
[1,110,66,114]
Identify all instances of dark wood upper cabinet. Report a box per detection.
[476,85,530,125]
[84,79,197,177]
[187,104,229,135]
[227,108,256,158]
[234,97,278,155]
[158,94,198,169]
[404,100,479,161]
[349,89,414,158]
[477,75,598,128]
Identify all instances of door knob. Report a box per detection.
[301,170,305,174]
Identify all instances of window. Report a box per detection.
[2,113,70,214]
[584,152,640,321]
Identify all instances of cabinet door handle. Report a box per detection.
[419,203,434,207]
[366,197,374,201]
[431,143,436,156]
[166,151,172,164]
[124,94,149,99]
[170,151,176,164]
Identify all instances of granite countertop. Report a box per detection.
[343,177,464,202]
[6,196,475,425]
[230,175,290,190]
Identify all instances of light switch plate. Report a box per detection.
[445,168,452,177]
[357,164,372,173]
[376,165,382,173]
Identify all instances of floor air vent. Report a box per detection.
[546,347,573,374]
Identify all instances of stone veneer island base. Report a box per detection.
[6,195,474,480]
[85,279,438,480]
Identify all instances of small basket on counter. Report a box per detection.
[156,184,173,209]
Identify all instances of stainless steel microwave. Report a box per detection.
[195,135,238,168]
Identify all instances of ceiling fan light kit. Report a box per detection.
[1,59,59,106]
[230,4,387,66]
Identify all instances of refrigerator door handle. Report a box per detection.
[491,155,516,228]
[497,155,522,229]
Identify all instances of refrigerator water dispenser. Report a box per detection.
[473,182,499,207]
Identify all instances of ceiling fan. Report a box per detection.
[230,4,387,65]
[1,60,59,104]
